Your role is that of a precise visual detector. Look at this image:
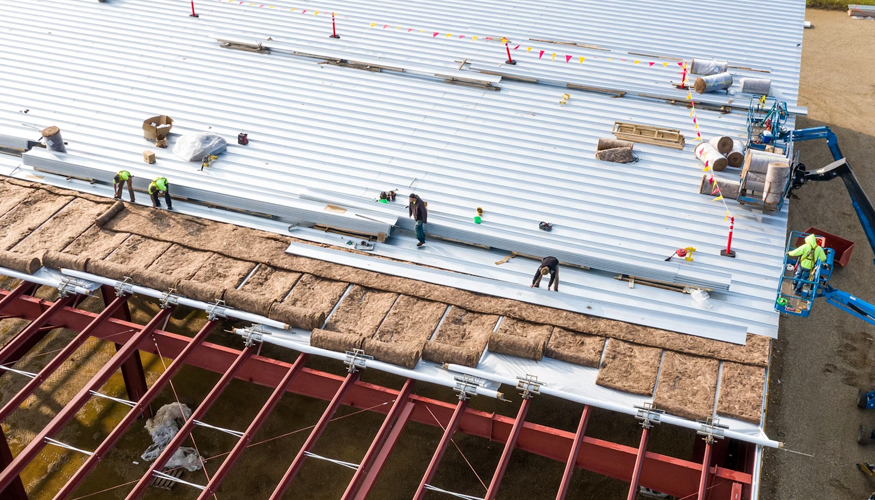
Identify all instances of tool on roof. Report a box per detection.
[329,12,340,38]
[237,132,248,145]
[200,155,218,171]
[538,221,552,231]
[559,93,570,105]
[664,247,696,262]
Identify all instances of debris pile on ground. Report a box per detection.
[141,403,203,471]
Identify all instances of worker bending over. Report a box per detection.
[148,176,173,210]
[113,170,135,202]
[787,233,827,295]
[408,193,427,247]
[531,256,559,291]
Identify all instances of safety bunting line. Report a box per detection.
[223,0,348,18]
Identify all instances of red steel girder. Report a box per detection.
[354,401,416,500]
[270,370,363,500]
[555,406,591,500]
[123,344,255,500]
[484,397,531,500]
[197,353,310,500]
[698,440,714,500]
[101,286,152,420]
[0,281,36,316]
[0,290,753,500]
[0,294,73,367]
[0,306,174,494]
[52,319,219,500]
[627,426,652,500]
[412,398,469,500]
[342,379,416,500]
[0,426,28,500]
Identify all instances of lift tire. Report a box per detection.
[859,388,869,409]
[859,424,869,445]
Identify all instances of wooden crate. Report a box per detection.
[612,122,685,149]
[151,468,183,491]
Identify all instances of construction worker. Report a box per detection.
[113,170,135,202]
[408,194,427,247]
[531,256,559,291]
[148,176,172,210]
[787,233,827,294]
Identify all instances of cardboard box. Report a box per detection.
[142,115,174,141]
[143,150,156,164]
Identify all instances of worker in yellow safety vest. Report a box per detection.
[113,170,135,202]
[787,233,828,294]
[148,177,172,210]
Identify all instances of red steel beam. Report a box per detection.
[0,294,129,423]
[412,398,469,500]
[197,353,310,500]
[124,344,255,500]
[698,440,714,500]
[342,379,416,500]
[555,406,591,500]
[484,397,531,500]
[0,294,73,366]
[269,370,363,500]
[0,306,173,493]
[52,319,219,500]
[626,426,651,500]
[0,290,753,500]
[0,426,28,500]
[0,281,36,316]
[354,400,416,500]
[101,286,152,420]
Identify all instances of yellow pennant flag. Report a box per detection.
[314,10,319,15]
[663,62,668,67]
[370,23,377,28]
[268,4,274,7]
[694,123,699,129]
[446,33,452,38]
[472,36,478,41]
[690,109,694,117]
[712,195,724,202]
[579,56,584,64]
[724,212,730,222]
[552,52,556,61]
[687,92,693,100]
[290,7,295,10]
[702,165,711,172]
[420,30,425,32]
[608,58,613,61]
[634,60,640,64]
[526,47,532,52]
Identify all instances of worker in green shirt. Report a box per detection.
[113,170,135,202]
[148,177,172,210]
[787,233,828,295]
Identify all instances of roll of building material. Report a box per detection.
[311,329,364,352]
[422,341,482,368]
[597,138,634,151]
[0,250,42,274]
[763,162,791,204]
[223,289,275,317]
[41,126,67,153]
[695,142,728,171]
[727,140,745,168]
[708,136,734,154]
[743,150,788,175]
[269,302,326,330]
[42,251,89,272]
[86,259,132,282]
[95,201,125,228]
[595,147,634,163]
[745,172,767,193]
[130,270,180,292]
[488,332,547,361]
[694,72,733,94]
[689,59,728,75]
[361,339,424,369]
[176,280,225,304]
[740,78,771,95]
[699,175,739,200]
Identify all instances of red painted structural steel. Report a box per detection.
[0,290,752,500]
[0,294,73,366]
[0,427,27,500]
[124,344,255,500]
[555,406,591,500]
[0,306,173,493]
[197,353,311,500]
[485,397,531,500]
[354,401,416,500]
[342,378,416,500]
[412,399,470,500]
[269,370,363,500]
[698,441,714,500]
[626,427,652,500]
[101,286,152,420]
[52,319,219,500]
[0,281,35,315]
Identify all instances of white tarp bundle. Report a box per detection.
[172,132,227,162]
[141,403,203,471]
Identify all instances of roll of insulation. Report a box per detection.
[695,142,728,171]
[708,136,734,154]
[41,126,67,153]
[727,140,745,168]
[763,162,791,204]
[743,150,788,175]
[694,72,733,94]
[689,59,728,75]
[741,78,772,95]
[745,172,766,192]
[699,175,739,200]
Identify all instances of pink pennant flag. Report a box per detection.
[693,117,697,124]
[302,9,307,13]
[649,62,654,67]
[539,50,544,59]
[433,32,439,37]
[566,55,572,63]
[383,25,388,29]
[513,45,520,50]
[485,37,493,40]
[459,35,465,39]
[408,28,413,32]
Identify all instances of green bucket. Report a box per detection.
[776,297,788,306]
[474,216,482,224]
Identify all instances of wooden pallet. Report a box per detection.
[150,468,183,491]
[612,122,685,149]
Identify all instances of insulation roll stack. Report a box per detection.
[595,137,635,163]
[488,332,548,361]
[763,162,791,205]
[40,126,67,153]
[727,140,746,168]
[699,175,739,200]
[694,72,733,94]
[695,142,728,171]
[689,59,729,75]
[708,136,734,154]
[745,172,767,193]
[742,149,789,175]
[740,78,771,95]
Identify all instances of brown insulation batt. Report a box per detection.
[284,274,349,320]
[189,254,256,289]
[422,342,482,368]
[42,251,89,272]
[311,329,364,352]
[223,289,275,317]
[175,280,225,304]
[373,296,446,344]
[595,147,634,163]
[717,362,766,424]
[362,338,423,369]
[95,201,124,227]
[86,259,135,282]
[62,226,131,260]
[104,235,171,268]
[0,190,73,250]
[238,265,302,300]
[545,327,606,368]
[422,307,499,367]
[130,269,180,292]
[147,244,213,281]
[597,138,634,151]
[595,340,663,396]
[0,183,37,216]
[12,198,107,254]
[652,352,719,421]
[0,251,41,274]
[488,332,547,361]
[323,285,398,336]
[269,303,326,330]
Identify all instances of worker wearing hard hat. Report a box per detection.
[787,233,828,294]
[531,256,559,291]
[148,176,172,210]
[113,170,135,202]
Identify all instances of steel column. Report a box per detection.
[123,344,255,500]
[0,306,173,492]
[0,426,28,500]
[626,427,652,500]
[354,401,416,500]
[0,294,73,366]
[52,320,218,500]
[0,295,129,423]
[0,281,36,316]
[196,353,310,500]
[555,406,591,500]
[412,399,469,500]
[100,286,151,419]
[697,440,714,500]
[484,397,531,500]
[269,370,362,500]
[342,379,416,500]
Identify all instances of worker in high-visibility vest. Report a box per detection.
[148,176,172,210]
[787,233,828,294]
[113,170,135,202]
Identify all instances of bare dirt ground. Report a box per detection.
[761,9,875,500]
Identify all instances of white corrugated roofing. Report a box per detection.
[0,0,807,340]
